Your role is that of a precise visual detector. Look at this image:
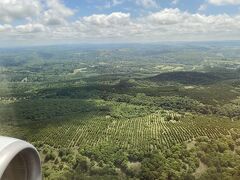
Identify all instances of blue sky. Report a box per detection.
[63,0,240,16]
[0,0,240,46]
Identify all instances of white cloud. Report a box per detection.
[198,4,208,11]
[46,0,74,17]
[0,0,74,26]
[68,9,240,42]
[103,0,123,9]
[83,12,130,27]
[72,12,141,41]
[112,0,123,6]
[145,9,240,37]
[42,0,75,26]
[0,24,12,32]
[147,8,185,25]
[16,23,46,33]
[0,0,41,23]
[172,0,179,5]
[136,0,158,8]
[208,0,240,5]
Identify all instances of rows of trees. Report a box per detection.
[21,112,233,152]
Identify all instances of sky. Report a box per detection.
[0,0,240,46]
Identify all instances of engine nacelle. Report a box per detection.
[0,136,41,180]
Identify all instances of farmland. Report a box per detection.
[1,43,240,179]
[18,112,233,150]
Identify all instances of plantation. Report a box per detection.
[23,112,233,151]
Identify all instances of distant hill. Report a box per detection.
[148,71,221,85]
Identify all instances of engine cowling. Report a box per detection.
[0,136,41,180]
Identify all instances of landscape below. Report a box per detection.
[0,43,240,179]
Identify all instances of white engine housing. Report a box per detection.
[0,136,41,180]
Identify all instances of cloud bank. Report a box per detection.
[0,0,240,45]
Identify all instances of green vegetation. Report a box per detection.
[0,43,240,179]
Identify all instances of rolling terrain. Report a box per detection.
[0,43,240,179]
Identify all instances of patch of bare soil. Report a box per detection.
[193,160,208,178]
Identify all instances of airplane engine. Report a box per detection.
[0,136,41,180]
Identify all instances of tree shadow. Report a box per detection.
[148,71,222,85]
[0,92,109,142]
